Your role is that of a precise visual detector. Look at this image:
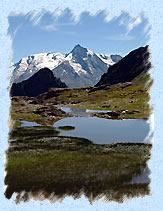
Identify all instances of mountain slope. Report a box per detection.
[96,45,151,87]
[10,45,122,88]
[10,68,67,97]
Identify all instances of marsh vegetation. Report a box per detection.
[6,125,152,203]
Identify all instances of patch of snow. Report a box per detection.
[65,53,73,61]
[10,46,121,87]
[97,53,115,65]
[87,49,94,56]
[69,60,87,75]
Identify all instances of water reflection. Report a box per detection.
[59,107,111,117]
[54,117,151,144]
[5,125,152,204]
[130,167,151,184]
[20,121,42,127]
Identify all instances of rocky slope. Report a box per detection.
[10,45,122,88]
[96,45,151,86]
[10,68,67,97]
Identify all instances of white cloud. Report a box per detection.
[96,9,110,22]
[40,21,77,31]
[28,10,46,26]
[119,15,142,33]
[119,16,131,26]
[9,10,45,26]
[127,16,142,32]
[40,24,58,31]
[32,9,77,31]
[40,24,78,36]
[53,8,64,17]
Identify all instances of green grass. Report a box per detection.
[10,71,153,122]
[10,112,43,121]
[44,81,152,118]
[9,125,60,141]
[5,143,151,203]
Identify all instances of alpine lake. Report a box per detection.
[6,79,153,204]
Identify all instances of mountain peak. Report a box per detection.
[71,44,87,52]
[11,46,122,88]
[73,44,84,49]
[75,44,82,48]
[70,44,88,59]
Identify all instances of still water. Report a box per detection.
[7,107,153,204]
[60,107,111,116]
[19,107,153,144]
[54,116,152,144]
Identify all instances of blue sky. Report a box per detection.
[8,8,151,63]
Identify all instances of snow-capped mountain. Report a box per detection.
[10,44,122,88]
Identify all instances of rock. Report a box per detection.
[120,93,127,97]
[11,97,19,102]
[102,105,111,108]
[10,68,67,97]
[123,110,140,115]
[96,45,151,86]
[120,82,133,89]
[88,85,108,93]
[33,106,66,117]
[28,100,40,104]
[108,111,121,117]
[71,101,81,104]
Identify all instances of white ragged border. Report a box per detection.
[0,1,163,210]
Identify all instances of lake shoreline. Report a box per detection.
[8,128,152,155]
[10,97,151,127]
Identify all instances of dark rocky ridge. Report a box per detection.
[96,45,151,86]
[10,68,67,97]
